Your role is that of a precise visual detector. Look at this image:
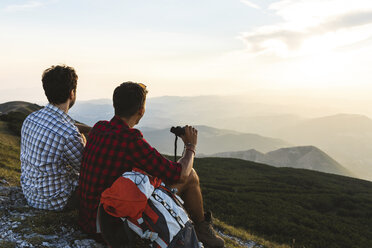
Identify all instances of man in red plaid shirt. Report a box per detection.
[78,82,224,247]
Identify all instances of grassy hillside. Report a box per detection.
[1,104,371,247]
[194,157,372,248]
[0,101,42,115]
[0,101,42,185]
[2,127,371,247]
[0,121,21,186]
[0,101,38,186]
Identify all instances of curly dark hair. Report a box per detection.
[113,82,148,118]
[42,65,78,104]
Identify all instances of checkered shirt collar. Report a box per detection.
[45,103,75,124]
[109,116,144,138]
[110,115,130,130]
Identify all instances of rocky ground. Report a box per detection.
[0,179,262,248]
[0,180,105,248]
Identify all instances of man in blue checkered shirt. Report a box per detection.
[20,65,90,211]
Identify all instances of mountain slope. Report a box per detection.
[0,101,42,136]
[142,125,291,155]
[267,146,351,175]
[0,121,21,186]
[195,157,372,248]
[211,146,351,176]
[211,149,267,161]
[0,102,41,185]
[274,114,372,180]
[0,101,42,115]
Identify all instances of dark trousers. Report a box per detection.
[63,187,80,211]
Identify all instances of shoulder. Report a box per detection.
[21,107,47,130]
[58,117,79,137]
[92,120,110,130]
[129,128,143,138]
[23,107,44,122]
[31,107,78,136]
[88,120,111,136]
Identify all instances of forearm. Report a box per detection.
[177,125,198,183]
[177,146,195,182]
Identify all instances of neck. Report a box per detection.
[120,116,138,128]
[53,102,69,114]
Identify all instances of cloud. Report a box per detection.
[241,0,372,57]
[321,11,372,30]
[4,1,43,12]
[240,0,260,9]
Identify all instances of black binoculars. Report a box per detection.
[170,126,185,137]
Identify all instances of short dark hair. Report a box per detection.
[113,82,148,118]
[42,65,78,104]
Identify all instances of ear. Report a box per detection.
[69,89,75,99]
[138,106,145,116]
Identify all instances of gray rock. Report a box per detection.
[0,178,10,186]
[0,186,11,196]
[0,185,108,248]
[73,239,99,248]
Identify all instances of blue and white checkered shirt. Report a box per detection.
[20,103,85,210]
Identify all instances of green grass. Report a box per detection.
[194,157,372,248]
[0,241,16,248]
[0,122,21,186]
[0,111,29,136]
[214,219,289,248]
[14,210,80,235]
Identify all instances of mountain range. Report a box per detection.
[67,97,372,181]
[273,114,372,180]
[141,125,291,155]
[0,101,292,156]
[67,96,305,131]
[2,99,371,180]
[210,146,351,176]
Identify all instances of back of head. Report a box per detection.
[42,65,78,104]
[113,82,148,118]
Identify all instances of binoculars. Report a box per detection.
[170,126,185,137]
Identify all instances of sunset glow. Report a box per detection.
[1,0,372,114]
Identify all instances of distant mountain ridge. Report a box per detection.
[210,146,351,176]
[68,97,304,131]
[2,100,371,180]
[142,125,291,155]
[0,101,291,156]
[274,113,372,180]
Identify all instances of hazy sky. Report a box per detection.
[1,0,372,112]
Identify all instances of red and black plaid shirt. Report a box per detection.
[78,116,181,233]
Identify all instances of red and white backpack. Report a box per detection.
[97,168,203,248]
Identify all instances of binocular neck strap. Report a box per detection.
[174,135,178,162]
